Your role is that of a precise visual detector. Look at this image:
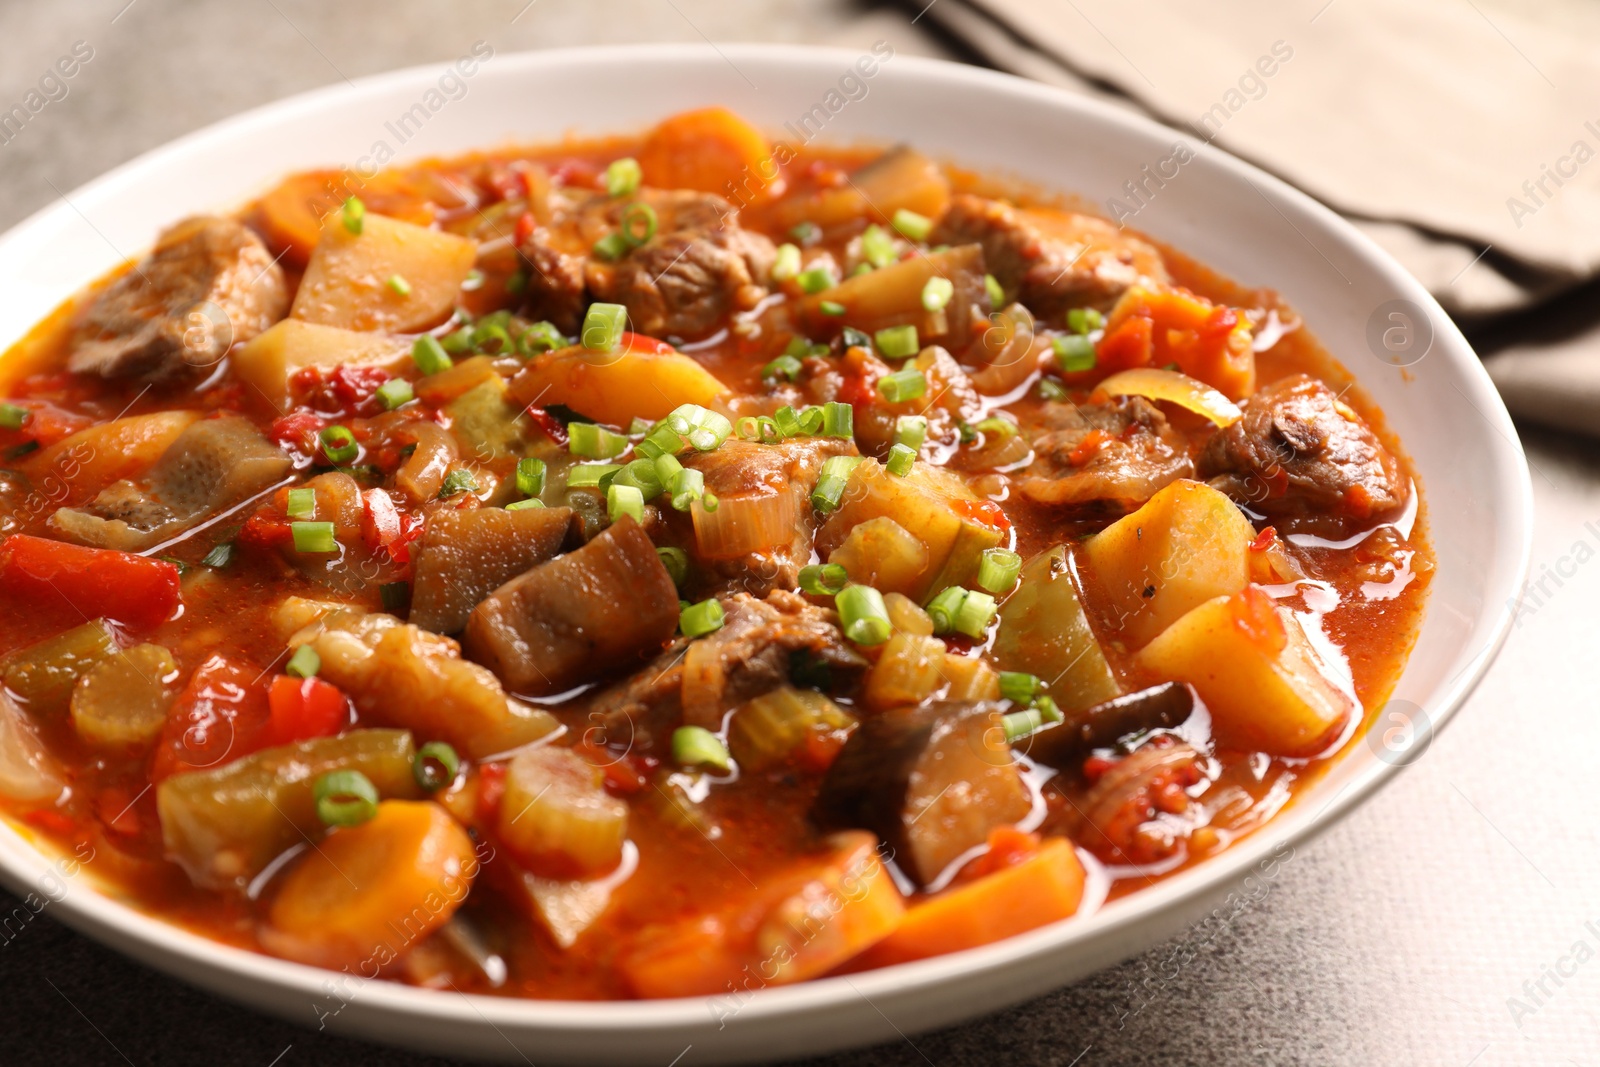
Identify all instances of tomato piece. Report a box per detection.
[266,674,351,746]
[0,534,180,630]
[476,762,508,824]
[360,488,421,563]
[520,405,568,448]
[149,656,273,781]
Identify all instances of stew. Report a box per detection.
[0,107,1430,1000]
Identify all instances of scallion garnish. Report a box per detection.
[974,416,1018,439]
[790,220,821,245]
[921,276,955,312]
[953,589,998,638]
[811,455,864,513]
[771,242,801,283]
[1002,707,1049,744]
[797,405,826,435]
[999,670,1039,705]
[885,443,916,478]
[516,457,546,498]
[860,223,896,269]
[894,414,928,452]
[291,521,336,554]
[319,425,358,465]
[763,354,803,383]
[201,541,234,569]
[567,463,623,490]
[414,741,460,792]
[285,644,321,680]
[1054,333,1097,373]
[926,585,968,635]
[505,498,546,510]
[821,401,853,439]
[441,325,476,355]
[582,302,628,353]
[437,469,479,498]
[819,300,846,317]
[0,403,29,431]
[977,548,1023,594]
[891,208,933,242]
[657,546,689,587]
[665,404,732,452]
[984,273,1005,308]
[613,457,663,498]
[376,378,414,410]
[679,598,726,639]
[607,482,645,525]
[797,266,836,294]
[1067,307,1104,334]
[1037,377,1069,401]
[875,325,919,360]
[798,562,849,596]
[341,196,365,235]
[412,334,453,375]
[841,326,872,350]
[620,201,658,246]
[669,467,705,511]
[313,769,379,827]
[592,231,631,262]
[877,366,927,403]
[671,725,730,771]
[568,421,630,459]
[837,584,892,646]
[605,156,642,197]
[386,274,412,296]
[522,320,566,354]
[285,487,316,520]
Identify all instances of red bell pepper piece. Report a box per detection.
[360,488,422,563]
[149,656,273,781]
[0,534,180,630]
[266,674,351,746]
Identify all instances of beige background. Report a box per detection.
[1,2,1596,1065]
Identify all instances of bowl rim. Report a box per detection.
[0,40,1533,1040]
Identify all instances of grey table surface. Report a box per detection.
[1,2,1596,1064]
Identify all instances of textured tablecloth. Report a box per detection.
[1,3,1596,1065]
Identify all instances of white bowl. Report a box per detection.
[0,44,1531,1065]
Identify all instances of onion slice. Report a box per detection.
[691,489,796,560]
[1093,368,1243,427]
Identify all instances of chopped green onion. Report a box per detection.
[798,562,849,596]
[582,302,628,353]
[1036,695,1063,724]
[958,422,978,444]
[974,416,1018,439]
[774,406,803,439]
[462,268,485,291]
[375,378,414,410]
[412,335,453,375]
[567,463,622,489]
[885,443,917,477]
[894,415,928,452]
[921,276,954,312]
[341,196,365,235]
[877,367,927,403]
[669,467,705,511]
[819,301,846,317]
[1002,708,1048,744]
[380,581,410,613]
[313,770,379,827]
[702,489,720,514]
[875,325,919,360]
[977,548,1023,594]
[797,266,836,294]
[438,469,479,498]
[999,671,1039,705]
[891,208,933,242]
[1053,333,1097,373]
[665,404,732,451]
[851,262,874,277]
[522,320,566,354]
[763,354,803,382]
[0,403,29,430]
[771,243,802,282]
[620,202,658,246]
[926,586,968,635]
[797,406,825,435]
[821,401,853,439]
[285,487,316,520]
[653,452,685,486]
[568,421,630,459]
[319,425,358,465]
[811,455,864,513]
[413,741,460,792]
[1037,377,1069,401]
[285,644,321,680]
[954,589,998,638]
[860,224,896,269]
[657,546,689,586]
[784,335,812,359]
[984,273,1005,308]
[605,156,642,197]
[516,457,546,498]
[628,417,654,436]
[505,268,529,296]
[837,584,892,646]
[607,482,645,525]
[291,521,336,554]
[790,220,821,245]
[592,231,631,262]
[505,498,546,510]
[841,326,872,350]
[671,725,730,770]
[1067,307,1104,334]
[386,274,412,296]
[613,457,663,498]
[201,542,234,569]
[679,598,725,639]
[440,325,476,355]
[638,421,687,460]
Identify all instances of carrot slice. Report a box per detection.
[635,107,781,203]
[856,836,1086,968]
[262,801,478,970]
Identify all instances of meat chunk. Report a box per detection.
[1017,397,1194,515]
[933,194,1167,322]
[462,516,680,697]
[1198,374,1407,538]
[50,415,291,550]
[69,216,288,378]
[585,190,775,341]
[587,590,867,740]
[673,436,856,598]
[409,506,578,635]
[273,597,560,760]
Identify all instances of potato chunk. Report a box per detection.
[1135,586,1354,756]
[507,338,728,426]
[234,319,410,412]
[291,212,477,333]
[1081,479,1256,650]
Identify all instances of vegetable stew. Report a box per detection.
[0,107,1430,1000]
